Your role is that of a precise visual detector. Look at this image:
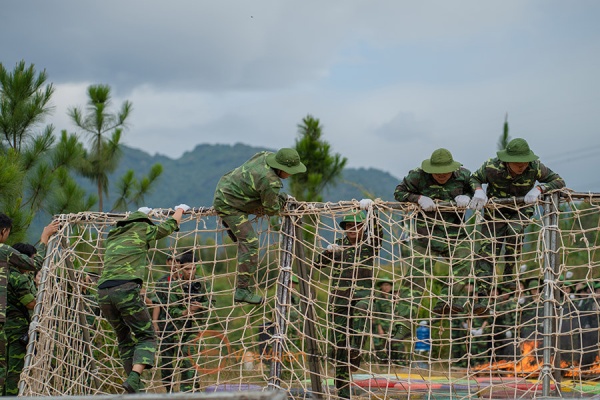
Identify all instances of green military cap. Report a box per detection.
[291,275,299,284]
[496,138,539,163]
[377,276,394,287]
[266,148,307,175]
[527,279,539,289]
[339,210,367,229]
[421,148,462,174]
[116,211,154,227]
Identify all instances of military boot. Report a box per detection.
[432,301,464,315]
[234,287,263,305]
[122,372,141,394]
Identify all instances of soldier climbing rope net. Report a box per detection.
[18,189,600,398]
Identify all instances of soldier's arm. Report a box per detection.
[11,220,60,273]
[372,217,384,250]
[394,170,422,203]
[536,162,566,192]
[459,169,475,196]
[470,161,490,192]
[148,217,180,241]
[13,271,37,310]
[260,178,285,216]
[7,249,37,272]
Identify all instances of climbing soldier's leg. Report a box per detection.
[220,214,263,304]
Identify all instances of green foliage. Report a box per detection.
[0,60,54,152]
[497,113,511,151]
[0,61,95,241]
[290,114,347,202]
[69,85,130,211]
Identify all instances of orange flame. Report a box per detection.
[474,340,542,377]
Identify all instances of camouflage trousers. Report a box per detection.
[4,332,27,395]
[410,238,471,299]
[476,219,525,292]
[329,290,371,398]
[157,330,199,392]
[98,282,156,368]
[219,214,258,289]
[374,322,411,362]
[0,323,5,393]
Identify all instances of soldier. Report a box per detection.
[394,148,474,315]
[490,285,518,362]
[213,148,306,305]
[97,205,186,394]
[153,251,211,392]
[314,208,382,399]
[372,277,394,362]
[373,277,414,365]
[0,214,58,395]
[469,138,565,310]
[4,243,38,395]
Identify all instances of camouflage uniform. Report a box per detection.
[4,267,37,395]
[490,293,519,361]
[315,213,382,399]
[470,157,565,291]
[0,242,45,394]
[372,288,394,361]
[97,212,179,374]
[373,285,415,363]
[451,312,492,367]
[213,152,288,290]
[153,275,210,392]
[394,167,474,306]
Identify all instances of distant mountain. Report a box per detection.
[28,143,401,241]
[99,143,401,208]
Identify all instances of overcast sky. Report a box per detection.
[2,1,599,192]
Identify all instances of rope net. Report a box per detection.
[20,189,600,398]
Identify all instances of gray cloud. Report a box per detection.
[2,0,600,193]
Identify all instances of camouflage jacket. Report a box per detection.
[315,222,382,296]
[373,293,394,332]
[213,151,287,216]
[98,219,179,286]
[492,296,519,334]
[5,266,36,341]
[394,167,473,236]
[152,276,211,332]
[470,158,565,199]
[0,242,46,324]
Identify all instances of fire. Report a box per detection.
[474,340,542,377]
[476,343,600,379]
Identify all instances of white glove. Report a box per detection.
[137,207,152,215]
[174,204,191,212]
[520,264,528,273]
[359,198,374,210]
[327,244,342,253]
[565,271,574,279]
[505,330,513,338]
[462,322,469,329]
[468,189,488,210]
[287,194,296,201]
[518,296,526,305]
[569,294,576,300]
[454,195,471,208]
[471,328,483,336]
[524,187,541,204]
[417,196,436,212]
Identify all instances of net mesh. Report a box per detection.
[20,189,600,398]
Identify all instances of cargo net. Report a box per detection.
[20,189,600,398]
